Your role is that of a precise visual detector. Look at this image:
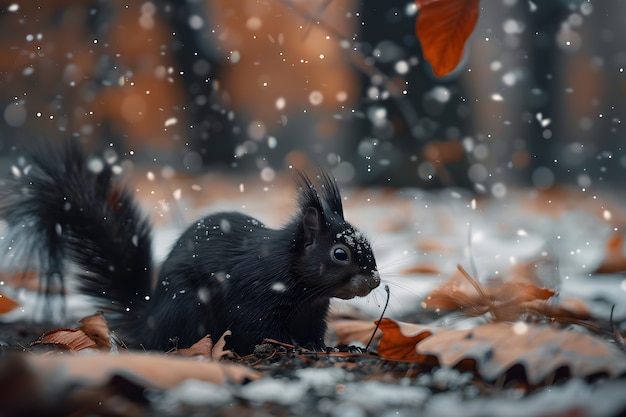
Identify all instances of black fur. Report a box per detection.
[0,142,380,355]
[0,141,153,310]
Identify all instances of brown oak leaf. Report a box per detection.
[421,263,591,327]
[416,322,626,384]
[377,319,626,385]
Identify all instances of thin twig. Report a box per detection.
[366,284,390,352]
[610,305,626,355]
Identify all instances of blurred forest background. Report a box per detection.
[0,0,624,192]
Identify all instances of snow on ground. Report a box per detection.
[2,177,625,416]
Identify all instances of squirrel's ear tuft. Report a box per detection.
[294,168,344,220]
[302,207,320,247]
[295,170,325,217]
[316,169,344,218]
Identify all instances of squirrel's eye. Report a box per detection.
[332,245,349,262]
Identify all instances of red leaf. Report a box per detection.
[377,318,433,360]
[415,0,480,77]
[0,292,19,314]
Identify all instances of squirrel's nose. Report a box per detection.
[369,270,381,288]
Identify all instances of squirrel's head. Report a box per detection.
[293,170,380,300]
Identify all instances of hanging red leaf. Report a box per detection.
[415,0,480,77]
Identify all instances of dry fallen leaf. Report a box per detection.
[421,262,592,327]
[78,312,113,349]
[377,318,434,361]
[28,351,259,388]
[173,331,232,360]
[415,237,457,254]
[422,264,556,321]
[378,319,626,385]
[0,354,143,416]
[401,263,442,275]
[416,322,626,384]
[173,335,215,357]
[523,298,594,331]
[212,330,233,359]
[33,312,112,351]
[329,319,381,347]
[33,328,98,351]
[596,232,626,273]
[415,0,480,77]
[0,292,20,314]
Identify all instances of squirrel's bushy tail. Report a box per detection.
[0,141,153,318]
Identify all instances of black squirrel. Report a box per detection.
[0,141,380,354]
